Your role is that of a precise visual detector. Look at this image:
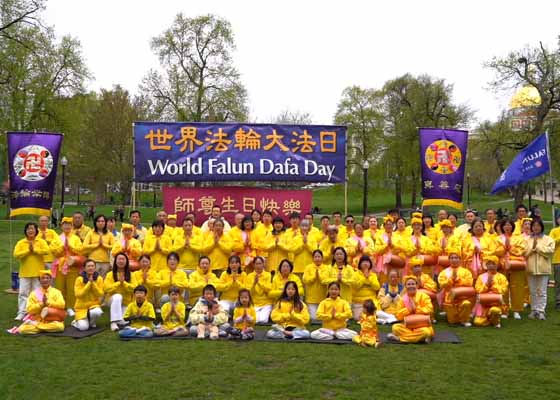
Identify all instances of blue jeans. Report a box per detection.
[119,327,154,338]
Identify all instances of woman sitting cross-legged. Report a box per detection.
[310,281,357,341]
[266,281,311,340]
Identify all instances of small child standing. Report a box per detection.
[353,299,380,347]
[189,284,229,339]
[119,285,155,338]
[155,286,188,336]
[229,289,256,340]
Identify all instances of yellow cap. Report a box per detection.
[383,215,394,223]
[61,217,73,224]
[439,219,452,228]
[39,269,52,276]
[483,255,499,265]
[403,275,419,284]
[522,217,533,223]
[412,212,423,219]
[409,256,424,266]
[447,246,461,257]
[121,223,134,230]
[168,214,177,220]
[411,217,423,225]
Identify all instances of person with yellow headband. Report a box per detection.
[13,222,51,320]
[52,217,84,318]
[373,215,408,284]
[11,270,66,335]
[165,214,181,239]
[402,217,439,276]
[408,256,438,322]
[438,246,474,327]
[387,275,434,344]
[435,219,462,277]
[474,255,508,328]
[111,223,143,272]
[82,215,115,277]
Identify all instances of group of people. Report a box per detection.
[10,203,558,346]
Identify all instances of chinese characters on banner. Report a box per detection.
[134,122,346,183]
[163,186,313,225]
[419,128,468,210]
[7,132,64,217]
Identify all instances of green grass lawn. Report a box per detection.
[1,192,560,399]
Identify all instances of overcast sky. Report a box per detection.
[43,0,559,126]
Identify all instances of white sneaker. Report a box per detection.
[501,314,508,319]
[386,333,400,342]
[71,320,78,328]
[461,322,472,327]
[14,314,24,321]
[432,319,438,324]
[110,322,119,331]
[438,311,447,316]
[271,324,284,332]
[495,324,501,329]
[528,311,537,320]
[513,312,521,320]
[66,308,75,317]
[537,312,546,321]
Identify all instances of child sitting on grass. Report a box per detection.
[119,285,155,338]
[353,299,380,347]
[188,284,229,339]
[155,286,188,336]
[228,289,256,340]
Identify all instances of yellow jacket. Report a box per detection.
[291,232,319,273]
[37,228,62,263]
[462,234,497,269]
[111,237,143,262]
[395,291,433,321]
[345,236,375,268]
[253,223,273,257]
[548,227,560,264]
[233,305,257,329]
[437,266,474,305]
[494,234,526,264]
[401,234,439,258]
[475,272,509,295]
[215,271,248,302]
[142,233,172,272]
[247,271,272,307]
[82,231,115,263]
[319,265,356,303]
[73,273,104,320]
[484,220,499,238]
[364,229,380,243]
[171,231,204,270]
[524,234,555,275]
[158,269,189,297]
[72,225,92,242]
[131,269,159,301]
[302,263,328,304]
[269,273,304,301]
[229,227,260,259]
[378,282,404,314]
[436,233,462,256]
[373,232,410,257]
[261,231,292,271]
[187,268,219,305]
[161,301,186,330]
[414,273,438,293]
[200,232,233,271]
[124,300,155,329]
[424,226,439,242]
[315,296,353,331]
[13,238,50,278]
[103,271,135,306]
[26,286,65,316]
[318,237,347,264]
[270,299,310,328]
[352,270,380,304]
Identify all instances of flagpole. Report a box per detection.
[545,131,555,227]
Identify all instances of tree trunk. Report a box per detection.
[410,171,418,209]
[395,177,402,209]
[513,184,526,207]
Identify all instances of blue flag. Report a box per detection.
[491,133,550,194]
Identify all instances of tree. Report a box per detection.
[273,109,313,125]
[139,13,248,122]
[0,0,44,42]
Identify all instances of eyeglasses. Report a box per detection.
[346,219,354,223]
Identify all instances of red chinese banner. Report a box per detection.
[163,186,313,225]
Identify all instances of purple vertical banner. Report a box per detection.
[7,132,64,217]
[419,128,468,210]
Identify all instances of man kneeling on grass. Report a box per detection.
[118,285,155,338]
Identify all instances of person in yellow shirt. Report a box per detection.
[514,204,529,234]
[71,211,91,242]
[435,219,461,277]
[403,217,439,276]
[373,216,409,283]
[310,281,357,340]
[303,212,322,242]
[387,275,435,344]
[158,252,189,308]
[291,219,318,274]
[14,270,66,335]
[129,209,148,244]
[484,208,499,237]
[269,259,304,302]
[72,259,104,331]
[247,256,273,323]
[165,214,181,239]
[52,217,84,318]
[317,215,331,244]
[393,217,409,241]
[438,249,474,327]
[474,256,508,328]
[364,216,380,244]
[187,255,219,306]
[549,215,560,310]
[338,215,356,241]
[230,216,259,272]
[455,209,477,240]
[318,225,346,265]
[118,285,155,338]
[319,247,356,304]
[462,218,497,279]
[376,269,402,324]
[303,250,328,320]
[82,215,115,277]
[13,222,50,320]
[266,281,310,339]
[251,209,262,227]
[155,286,188,336]
[172,217,204,274]
[345,223,375,269]
[261,217,292,272]
[111,223,142,272]
[352,256,380,320]
[142,220,172,273]
[254,210,273,257]
[284,212,302,243]
[200,218,233,273]
[131,254,159,306]
[216,255,248,314]
[37,215,63,270]
[409,257,438,322]
[228,288,256,340]
[352,299,380,347]
[495,219,527,319]
[105,253,136,331]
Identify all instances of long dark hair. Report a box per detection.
[236,288,254,307]
[227,255,242,274]
[240,216,254,231]
[279,281,304,312]
[24,222,39,237]
[93,214,108,235]
[331,246,348,266]
[112,252,131,282]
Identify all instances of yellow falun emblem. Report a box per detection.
[424,140,462,174]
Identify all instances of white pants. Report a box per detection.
[527,274,549,313]
[351,304,363,321]
[255,305,272,324]
[109,294,127,322]
[310,327,357,341]
[17,277,40,317]
[376,310,397,324]
[73,307,103,331]
[266,327,310,339]
[219,300,235,315]
[307,304,319,320]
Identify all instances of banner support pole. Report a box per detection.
[131,123,136,211]
[546,131,554,226]
[344,129,348,215]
